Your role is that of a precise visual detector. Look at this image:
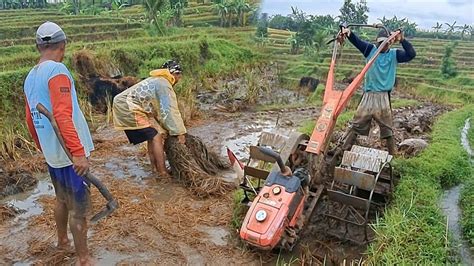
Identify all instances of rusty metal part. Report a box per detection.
[324,145,393,243]
[279,185,324,251]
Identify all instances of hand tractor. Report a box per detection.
[236,23,399,250]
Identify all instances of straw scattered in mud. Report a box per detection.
[165,134,234,198]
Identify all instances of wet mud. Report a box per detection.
[0,98,449,265]
[0,167,38,200]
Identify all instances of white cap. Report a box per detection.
[36,21,67,45]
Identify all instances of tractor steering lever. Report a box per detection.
[327,23,391,44]
[256,147,287,174]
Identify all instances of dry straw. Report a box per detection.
[165,134,234,198]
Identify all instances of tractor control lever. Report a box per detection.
[256,147,291,176]
[327,22,392,45]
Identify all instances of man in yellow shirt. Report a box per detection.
[113,60,186,177]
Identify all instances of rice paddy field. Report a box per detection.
[0,1,473,264]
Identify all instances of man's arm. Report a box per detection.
[49,73,89,176]
[396,39,416,63]
[347,31,374,58]
[157,85,187,137]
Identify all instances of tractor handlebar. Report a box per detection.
[327,23,391,44]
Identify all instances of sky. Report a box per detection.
[260,0,474,30]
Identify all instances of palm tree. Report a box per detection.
[444,21,457,39]
[432,22,443,39]
[143,0,167,22]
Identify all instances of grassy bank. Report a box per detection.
[460,115,474,248]
[366,105,473,264]
[460,177,474,248]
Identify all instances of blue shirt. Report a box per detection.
[364,46,398,92]
[347,33,416,93]
[24,60,94,168]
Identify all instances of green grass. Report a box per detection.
[231,189,246,230]
[460,115,474,248]
[460,175,474,248]
[0,36,260,159]
[0,22,142,40]
[366,105,473,264]
[391,98,420,109]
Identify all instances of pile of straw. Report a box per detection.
[165,134,234,197]
[0,205,19,223]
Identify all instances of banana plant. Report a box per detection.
[457,24,470,40]
[444,21,457,39]
[233,0,251,26]
[432,22,443,39]
[213,0,228,27]
[286,31,300,54]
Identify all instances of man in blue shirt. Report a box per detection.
[339,28,416,155]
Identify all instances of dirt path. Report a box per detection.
[0,101,446,265]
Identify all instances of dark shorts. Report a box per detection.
[124,127,158,145]
[48,165,90,218]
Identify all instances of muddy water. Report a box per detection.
[1,175,54,232]
[0,174,55,264]
[189,108,320,160]
[440,118,474,265]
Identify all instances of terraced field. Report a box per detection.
[0,2,259,108]
[1,3,473,264]
[264,28,474,99]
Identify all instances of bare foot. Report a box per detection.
[159,171,172,179]
[57,237,71,250]
[76,255,96,266]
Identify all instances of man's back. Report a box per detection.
[24,60,94,168]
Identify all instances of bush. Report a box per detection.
[440,42,458,79]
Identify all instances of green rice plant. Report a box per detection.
[275,252,300,266]
[244,68,271,104]
[0,22,143,40]
[230,189,246,230]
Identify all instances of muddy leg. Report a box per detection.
[147,140,157,172]
[69,212,94,266]
[149,134,169,177]
[54,199,70,249]
[385,136,396,155]
[341,130,358,152]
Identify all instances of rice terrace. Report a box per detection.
[0,0,473,265]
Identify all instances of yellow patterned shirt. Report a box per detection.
[112,69,187,136]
